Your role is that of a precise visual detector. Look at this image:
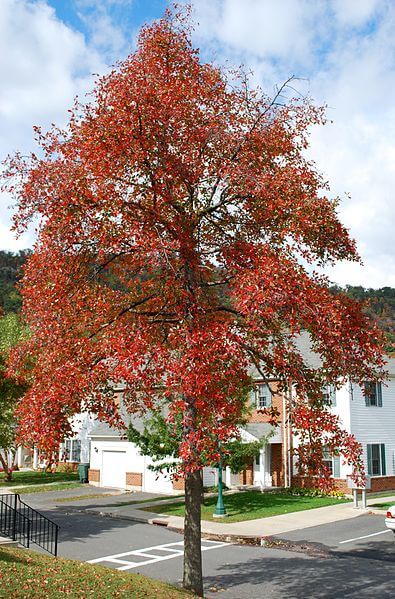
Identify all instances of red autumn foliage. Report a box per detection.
[2,9,385,488]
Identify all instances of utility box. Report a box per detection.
[78,463,90,483]
[347,476,371,490]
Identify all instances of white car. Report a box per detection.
[385,505,395,533]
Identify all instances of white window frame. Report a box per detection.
[322,446,333,474]
[61,438,81,463]
[367,443,386,476]
[322,446,341,477]
[363,381,382,407]
[255,383,272,409]
[322,384,336,406]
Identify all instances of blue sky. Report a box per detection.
[1,0,394,288]
[46,0,167,59]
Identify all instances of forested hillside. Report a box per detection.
[0,250,394,353]
[331,285,395,354]
[0,250,30,313]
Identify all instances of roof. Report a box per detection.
[89,406,145,438]
[250,331,395,376]
[243,422,274,440]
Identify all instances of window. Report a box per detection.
[367,444,386,476]
[363,381,382,407]
[322,446,333,474]
[322,447,341,477]
[322,384,336,406]
[61,439,81,463]
[71,440,81,462]
[255,383,272,409]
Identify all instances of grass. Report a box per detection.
[142,490,351,523]
[0,547,192,598]
[55,493,114,503]
[105,494,185,508]
[0,470,79,487]
[369,501,395,510]
[359,490,395,510]
[16,482,83,495]
[368,490,395,499]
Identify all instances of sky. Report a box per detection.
[0,0,394,288]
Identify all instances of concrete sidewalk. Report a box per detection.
[59,493,395,540]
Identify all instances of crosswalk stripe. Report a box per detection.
[87,540,232,570]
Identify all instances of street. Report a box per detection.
[29,503,394,599]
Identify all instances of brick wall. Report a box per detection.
[88,469,100,483]
[239,464,253,485]
[172,476,185,491]
[249,381,284,423]
[290,475,395,495]
[370,476,395,492]
[126,472,142,488]
[291,475,349,493]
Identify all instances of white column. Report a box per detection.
[259,448,266,489]
[33,447,39,470]
[225,466,231,488]
[16,446,23,468]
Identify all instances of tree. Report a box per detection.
[3,7,385,595]
[0,250,29,313]
[0,314,27,481]
[128,407,265,479]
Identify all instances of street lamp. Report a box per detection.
[213,439,227,518]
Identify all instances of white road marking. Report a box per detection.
[339,529,391,544]
[87,539,232,571]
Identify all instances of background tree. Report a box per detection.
[0,250,30,313]
[0,313,27,481]
[3,7,385,595]
[128,407,265,480]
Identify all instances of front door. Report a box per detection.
[253,446,271,487]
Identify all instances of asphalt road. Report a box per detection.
[32,507,394,599]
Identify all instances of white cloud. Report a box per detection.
[74,0,136,62]
[0,0,106,249]
[332,0,380,28]
[192,0,395,288]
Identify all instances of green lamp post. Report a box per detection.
[213,439,227,518]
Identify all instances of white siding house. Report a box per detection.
[349,364,395,484]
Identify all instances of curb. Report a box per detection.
[57,504,388,552]
[0,539,19,548]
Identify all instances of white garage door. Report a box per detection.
[101,451,127,489]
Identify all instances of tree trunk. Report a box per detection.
[0,451,12,482]
[183,468,204,596]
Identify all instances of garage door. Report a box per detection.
[101,451,127,489]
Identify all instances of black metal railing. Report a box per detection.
[0,493,59,556]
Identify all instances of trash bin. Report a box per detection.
[78,463,90,483]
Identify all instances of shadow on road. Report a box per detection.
[203,544,395,598]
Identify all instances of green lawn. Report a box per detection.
[0,470,79,487]
[369,501,395,510]
[0,547,192,598]
[16,482,83,495]
[368,490,395,499]
[55,492,114,503]
[142,490,350,523]
[106,494,185,507]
